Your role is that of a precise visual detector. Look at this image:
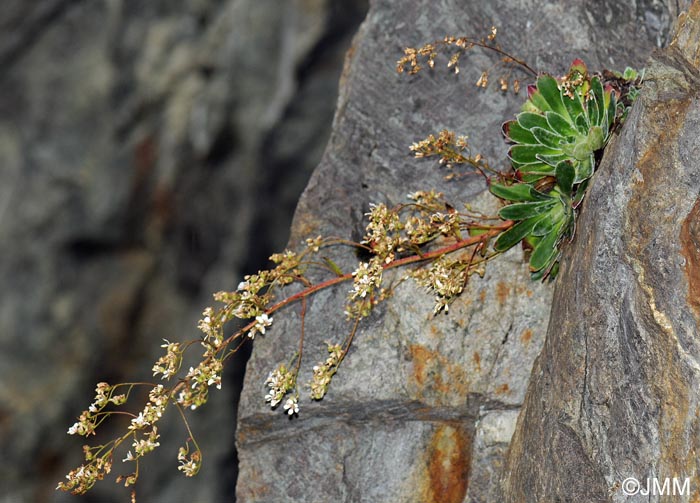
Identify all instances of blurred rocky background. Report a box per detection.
[0,1,367,502]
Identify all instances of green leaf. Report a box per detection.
[468,227,489,237]
[587,92,599,127]
[531,126,564,148]
[503,121,537,145]
[520,172,548,183]
[494,215,546,252]
[545,111,577,137]
[563,88,586,126]
[519,163,556,179]
[536,75,569,119]
[622,67,639,80]
[489,182,549,202]
[574,113,589,135]
[555,161,575,195]
[530,257,559,281]
[517,112,550,131]
[323,257,344,277]
[531,214,558,237]
[510,145,561,165]
[575,154,594,182]
[573,176,590,205]
[536,152,569,167]
[587,125,605,151]
[605,90,617,133]
[591,77,605,125]
[498,200,556,220]
[528,89,552,114]
[529,221,564,271]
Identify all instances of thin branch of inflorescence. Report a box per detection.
[396,27,537,91]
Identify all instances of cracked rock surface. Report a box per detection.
[503,3,700,502]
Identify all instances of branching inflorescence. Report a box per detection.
[59,26,642,499]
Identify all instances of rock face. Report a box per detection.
[236,1,689,502]
[0,1,366,502]
[503,3,700,502]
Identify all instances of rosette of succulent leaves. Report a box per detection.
[491,60,641,279]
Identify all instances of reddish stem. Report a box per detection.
[225,220,513,346]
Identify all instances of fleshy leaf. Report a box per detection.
[498,200,556,220]
[536,152,570,167]
[503,121,537,144]
[529,221,564,271]
[489,182,549,202]
[517,112,550,131]
[563,90,587,130]
[510,145,562,165]
[545,111,577,137]
[528,89,552,114]
[494,215,546,252]
[536,75,569,119]
[555,161,575,196]
[531,126,564,148]
[591,77,605,125]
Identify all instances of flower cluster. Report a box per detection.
[67,383,125,436]
[309,344,344,400]
[130,427,161,459]
[409,129,492,177]
[264,364,296,408]
[247,313,273,339]
[56,457,112,494]
[152,339,182,379]
[350,259,384,301]
[177,358,224,410]
[177,441,201,477]
[363,203,405,262]
[413,256,482,314]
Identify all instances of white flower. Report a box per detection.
[254,314,273,334]
[67,422,80,435]
[122,451,135,462]
[283,397,299,416]
[128,412,149,431]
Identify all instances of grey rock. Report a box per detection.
[237,1,687,502]
[0,1,366,502]
[502,3,700,502]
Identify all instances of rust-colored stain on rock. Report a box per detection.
[472,351,481,372]
[409,344,469,404]
[680,197,700,324]
[495,383,510,395]
[496,281,510,305]
[520,328,533,344]
[420,424,471,503]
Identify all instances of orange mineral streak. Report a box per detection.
[408,344,470,404]
[680,198,700,324]
[419,424,471,503]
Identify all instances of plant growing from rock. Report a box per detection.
[58,27,642,499]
